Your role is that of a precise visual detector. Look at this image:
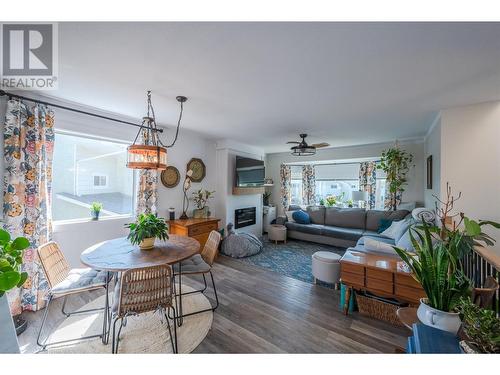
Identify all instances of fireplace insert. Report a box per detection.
[235,207,256,229]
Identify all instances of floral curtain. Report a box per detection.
[136,169,158,215]
[301,165,315,205]
[359,161,376,209]
[3,99,54,314]
[279,164,291,212]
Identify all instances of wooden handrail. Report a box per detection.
[473,245,500,271]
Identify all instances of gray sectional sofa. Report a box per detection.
[285,206,409,248]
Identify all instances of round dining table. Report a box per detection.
[80,234,200,342]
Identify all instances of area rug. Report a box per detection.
[234,237,345,284]
[46,285,212,354]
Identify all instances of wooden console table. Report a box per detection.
[168,218,220,249]
[340,250,425,314]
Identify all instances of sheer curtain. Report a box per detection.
[3,99,55,313]
[279,164,291,213]
[359,161,377,209]
[301,165,316,205]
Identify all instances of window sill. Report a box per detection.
[53,214,133,230]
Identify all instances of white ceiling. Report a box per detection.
[53,22,500,153]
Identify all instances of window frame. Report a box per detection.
[52,129,137,225]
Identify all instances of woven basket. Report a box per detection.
[356,293,404,327]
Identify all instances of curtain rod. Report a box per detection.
[0,89,163,133]
[286,160,381,167]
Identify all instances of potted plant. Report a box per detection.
[377,143,413,210]
[393,184,500,334]
[263,191,271,206]
[456,297,500,353]
[0,228,30,353]
[125,213,169,250]
[91,201,103,220]
[192,189,215,218]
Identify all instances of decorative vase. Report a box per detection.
[139,237,155,250]
[91,210,100,220]
[193,206,209,219]
[417,298,462,334]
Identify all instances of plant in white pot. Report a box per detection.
[393,184,500,334]
[125,213,169,250]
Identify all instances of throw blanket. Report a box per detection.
[221,224,263,258]
[412,208,436,223]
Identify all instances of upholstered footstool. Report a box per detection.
[312,251,341,288]
[268,224,287,244]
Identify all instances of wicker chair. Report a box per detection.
[37,241,110,350]
[112,265,177,354]
[172,230,221,321]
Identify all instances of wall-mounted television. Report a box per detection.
[235,156,265,187]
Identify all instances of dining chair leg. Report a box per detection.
[177,262,183,327]
[165,308,177,354]
[102,274,110,344]
[112,317,125,354]
[209,270,219,311]
[36,294,53,349]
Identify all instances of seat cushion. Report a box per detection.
[325,208,366,229]
[173,254,211,274]
[365,209,410,232]
[312,251,341,263]
[51,268,108,296]
[307,206,325,225]
[285,222,323,235]
[321,226,364,241]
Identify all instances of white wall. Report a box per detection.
[215,140,264,237]
[0,93,218,267]
[265,140,425,215]
[440,101,500,252]
[423,117,441,209]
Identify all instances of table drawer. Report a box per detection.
[395,273,421,289]
[366,277,393,294]
[395,284,426,303]
[188,222,218,236]
[341,262,365,276]
[341,271,365,287]
[366,268,393,282]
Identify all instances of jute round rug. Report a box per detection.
[46,285,213,354]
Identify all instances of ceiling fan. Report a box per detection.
[286,134,330,156]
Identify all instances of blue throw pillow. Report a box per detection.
[292,210,311,224]
[377,219,393,233]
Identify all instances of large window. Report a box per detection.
[290,165,303,205]
[52,132,135,222]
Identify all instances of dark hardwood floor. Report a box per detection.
[18,255,409,353]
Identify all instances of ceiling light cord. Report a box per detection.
[161,100,183,148]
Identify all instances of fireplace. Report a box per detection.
[235,207,256,229]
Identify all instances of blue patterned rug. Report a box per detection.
[231,236,346,285]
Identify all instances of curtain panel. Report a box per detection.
[3,99,55,313]
[301,165,315,205]
[359,161,376,209]
[136,169,158,215]
[279,164,291,212]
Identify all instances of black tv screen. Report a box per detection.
[236,156,265,187]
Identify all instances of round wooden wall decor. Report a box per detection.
[160,166,180,188]
[186,158,206,183]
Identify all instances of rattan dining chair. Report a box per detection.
[172,230,221,319]
[111,264,177,354]
[37,241,111,350]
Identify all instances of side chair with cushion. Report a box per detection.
[37,241,111,350]
[112,265,177,354]
[172,230,221,319]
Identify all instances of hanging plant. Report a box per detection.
[377,143,413,210]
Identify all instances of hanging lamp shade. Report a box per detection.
[127,144,167,170]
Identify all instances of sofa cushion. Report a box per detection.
[307,205,325,225]
[285,222,323,235]
[365,209,410,232]
[293,210,311,224]
[324,207,366,229]
[321,226,364,241]
[356,235,395,247]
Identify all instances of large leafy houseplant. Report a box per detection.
[377,144,413,210]
[0,228,30,297]
[125,214,168,250]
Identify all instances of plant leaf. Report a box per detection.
[11,237,30,250]
[0,271,21,291]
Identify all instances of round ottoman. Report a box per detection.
[268,224,287,244]
[312,251,341,288]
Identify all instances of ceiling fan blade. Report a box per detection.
[311,142,330,148]
[286,141,300,144]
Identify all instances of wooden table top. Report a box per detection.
[340,249,412,275]
[168,217,220,227]
[80,235,200,272]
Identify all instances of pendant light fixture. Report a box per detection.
[127,91,187,170]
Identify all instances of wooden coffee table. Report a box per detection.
[340,250,425,315]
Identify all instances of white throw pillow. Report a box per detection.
[364,238,397,255]
[285,210,297,222]
[381,219,408,240]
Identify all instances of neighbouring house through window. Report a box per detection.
[52,132,135,222]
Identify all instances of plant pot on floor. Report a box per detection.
[0,295,19,353]
[193,207,209,219]
[139,237,155,250]
[417,298,462,334]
